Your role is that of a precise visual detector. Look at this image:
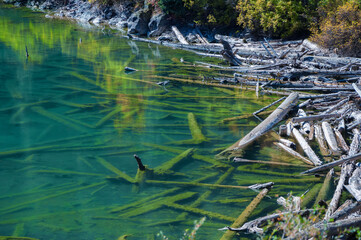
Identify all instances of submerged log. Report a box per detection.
[220,188,270,240]
[275,142,314,165]
[217,92,298,159]
[314,169,334,207]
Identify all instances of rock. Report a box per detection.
[127,8,152,36]
[148,13,169,37]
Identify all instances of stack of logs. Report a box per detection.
[218,84,361,238]
[127,29,361,238]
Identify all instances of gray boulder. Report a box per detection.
[127,9,152,36]
[148,13,169,37]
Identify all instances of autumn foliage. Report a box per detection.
[311,1,361,57]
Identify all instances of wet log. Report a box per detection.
[331,199,353,218]
[301,152,361,175]
[217,92,298,159]
[322,122,341,154]
[314,124,329,156]
[324,163,351,220]
[334,129,349,152]
[292,128,322,166]
[220,188,270,240]
[171,26,189,45]
[292,113,341,123]
[275,142,314,165]
[345,165,361,201]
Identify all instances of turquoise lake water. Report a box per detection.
[0,4,321,240]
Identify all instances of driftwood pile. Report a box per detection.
[127,30,361,238]
[215,80,361,238]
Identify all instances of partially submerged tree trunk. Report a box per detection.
[217,92,299,159]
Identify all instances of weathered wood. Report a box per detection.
[297,109,311,134]
[298,99,312,108]
[345,165,361,201]
[337,118,345,133]
[301,152,361,175]
[314,124,329,156]
[217,92,298,158]
[324,163,351,220]
[292,128,322,166]
[352,83,361,98]
[329,201,361,221]
[171,26,189,45]
[334,129,349,152]
[292,113,341,123]
[220,188,270,240]
[279,125,288,137]
[324,216,361,236]
[348,129,360,156]
[322,122,341,154]
[275,142,314,165]
[322,98,349,114]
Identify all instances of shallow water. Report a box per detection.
[0,4,321,240]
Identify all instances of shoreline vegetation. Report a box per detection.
[1,0,361,239]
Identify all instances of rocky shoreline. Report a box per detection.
[3,0,245,45]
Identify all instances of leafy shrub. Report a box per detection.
[311,1,361,57]
[236,0,310,38]
[158,0,238,25]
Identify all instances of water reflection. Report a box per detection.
[0,4,317,240]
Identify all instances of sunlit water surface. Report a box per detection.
[0,4,321,240]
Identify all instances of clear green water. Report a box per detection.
[0,4,321,240]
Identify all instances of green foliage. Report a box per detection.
[158,0,187,16]
[158,0,238,25]
[311,0,361,57]
[236,0,311,38]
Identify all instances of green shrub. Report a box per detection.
[311,0,361,57]
[236,0,310,38]
[158,0,187,16]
